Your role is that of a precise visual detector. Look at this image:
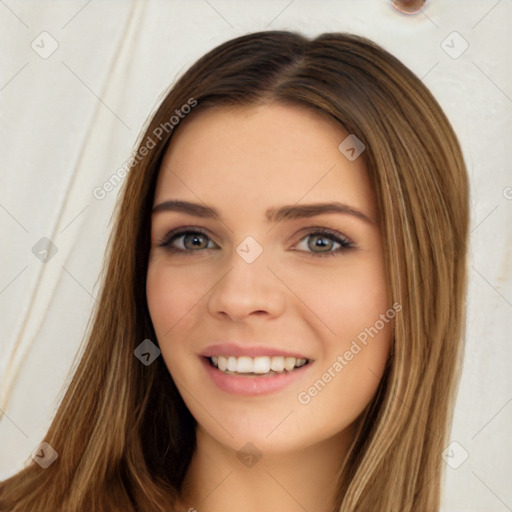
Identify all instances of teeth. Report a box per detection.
[270,356,284,372]
[218,356,227,371]
[284,357,296,371]
[210,355,308,374]
[236,356,253,373]
[253,356,271,374]
[227,356,237,372]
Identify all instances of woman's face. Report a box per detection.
[147,103,393,455]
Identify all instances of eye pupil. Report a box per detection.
[308,234,333,252]
[184,233,208,249]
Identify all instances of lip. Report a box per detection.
[201,356,313,396]
[200,343,310,359]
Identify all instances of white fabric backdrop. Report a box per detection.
[1,1,511,510]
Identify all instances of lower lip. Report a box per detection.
[201,357,313,396]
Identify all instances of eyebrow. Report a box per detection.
[152,200,374,224]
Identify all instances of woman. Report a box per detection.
[0,30,469,511]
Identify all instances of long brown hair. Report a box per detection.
[0,31,469,511]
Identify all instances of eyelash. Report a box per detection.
[157,227,355,258]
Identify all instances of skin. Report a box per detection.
[146,103,393,512]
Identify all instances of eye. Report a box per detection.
[158,229,218,252]
[293,229,354,257]
[156,227,353,257]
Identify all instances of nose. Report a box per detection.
[206,250,286,322]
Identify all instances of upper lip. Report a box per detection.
[200,343,310,360]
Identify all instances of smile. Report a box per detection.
[209,355,309,375]
[202,354,313,396]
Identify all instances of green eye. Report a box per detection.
[158,228,354,257]
[307,234,336,252]
[159,230,216,251]
[182,232,210,250]
[294,230,353,257]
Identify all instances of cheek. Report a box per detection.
[290,258,390,341]
[291,259,391,421]
[147,266,180,334]
[146,263,205,346]
[146,263,206,385]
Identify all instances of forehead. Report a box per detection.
[153,103,374,217]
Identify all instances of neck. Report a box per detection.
[178,426,354,512]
